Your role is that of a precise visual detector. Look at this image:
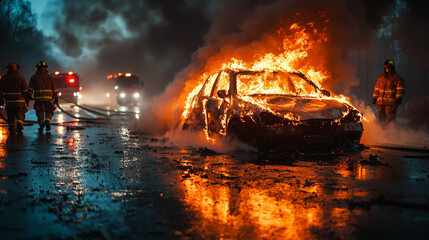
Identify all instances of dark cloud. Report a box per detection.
[43,0,217,96]
[55,28,82,57]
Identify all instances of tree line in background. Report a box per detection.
[0,0,54,77]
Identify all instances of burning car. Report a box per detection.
[182,68,363,152]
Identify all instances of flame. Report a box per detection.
[179,17,362,141]
[184,21,329,118]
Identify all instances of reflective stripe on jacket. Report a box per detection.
[29,69,58,101]
[373,71,405,105]
[0,71,29,107]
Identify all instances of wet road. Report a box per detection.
[0,104,429,239]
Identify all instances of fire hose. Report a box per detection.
[0,96,138,126]
[60,96,138,117]
[56,96,108,122]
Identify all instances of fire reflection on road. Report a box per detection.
[181,175,329,239]
[158,149,378,239]
[0,127,8,159]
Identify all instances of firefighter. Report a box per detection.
[29,61,58,131]
[372,59,405,123]
[0,63,29,135]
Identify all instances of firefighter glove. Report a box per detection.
[54,96,59,105]
[372,98,377,104]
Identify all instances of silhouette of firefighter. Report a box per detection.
[0,63,29,135]
[372,59,405,123]
[29,61,58,131]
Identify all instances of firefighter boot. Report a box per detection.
[45,119,51,131]
[8,125,16,135]
[38,120,45,132]
[17,123,23,135]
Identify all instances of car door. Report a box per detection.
[205,71,230,136]
[184,72,217,130]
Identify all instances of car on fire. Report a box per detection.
[182,68,364,152]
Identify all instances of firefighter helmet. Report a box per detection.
[384,59,395,69]
[6,63,18,72]
[36,61,48,68]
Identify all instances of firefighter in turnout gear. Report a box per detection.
[372,59,405,123]
[0,63,29,135]
[29,61,58,131]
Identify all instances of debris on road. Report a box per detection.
[195,147,219,156]
[359,154,389,166]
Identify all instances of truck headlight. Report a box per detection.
[133,92,140,98]
[120,93,126,98]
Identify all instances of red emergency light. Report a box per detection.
[68,78,75,84]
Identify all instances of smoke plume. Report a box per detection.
[136,0,396,134]
[42,0,215,97]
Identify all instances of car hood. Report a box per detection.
[241,95,349,120]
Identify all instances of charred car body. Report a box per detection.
[183,69,363,152]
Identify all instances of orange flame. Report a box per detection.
[182,19,359,123]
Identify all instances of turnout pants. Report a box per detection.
[34,101,55,126]
[377,105,397,123]
[5,106,27,132]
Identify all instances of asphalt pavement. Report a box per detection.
[0,104,428,239]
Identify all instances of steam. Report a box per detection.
[354,99,429,149]
[141,129,256,153]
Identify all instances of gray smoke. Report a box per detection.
[42,0,217,96]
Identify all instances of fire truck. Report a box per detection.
[105,73,143,106]
[51,71,82,104]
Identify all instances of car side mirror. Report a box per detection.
[321,89,330,97]
[217,90,228,98]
